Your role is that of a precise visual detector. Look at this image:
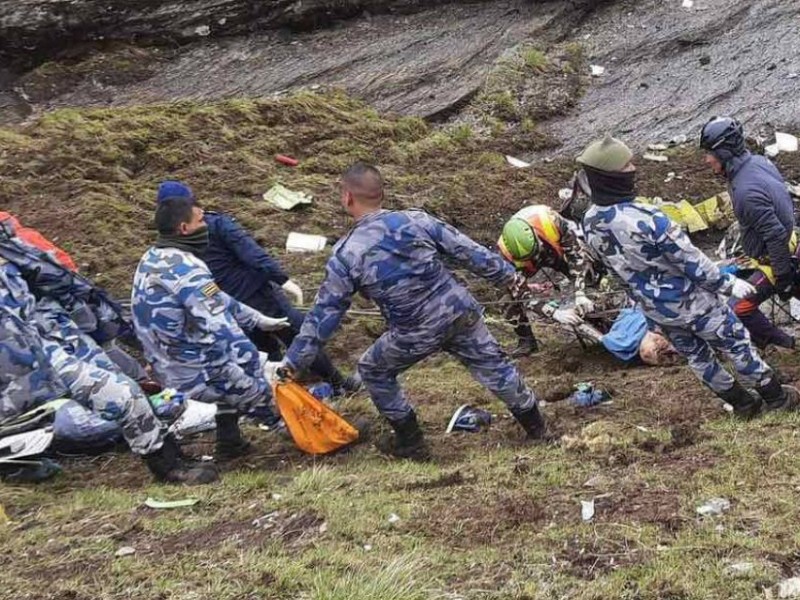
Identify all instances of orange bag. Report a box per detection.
[273,382,359,454]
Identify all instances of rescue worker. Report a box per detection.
[498,204,593,356]
[700,117,797,349]
[131,196,290,460]
[0,220,215,484]
[579,135,799,417]
[282,162,547,460]
[154,181,360,396]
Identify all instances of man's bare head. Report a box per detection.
[340,162,384,218]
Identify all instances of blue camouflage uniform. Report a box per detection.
[131,246,269,413]
[583,200,773,394]
[285,209,537,421]
[0,258,163,455]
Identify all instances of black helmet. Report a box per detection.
[700,116,745,162]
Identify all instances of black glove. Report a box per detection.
[775,272,795,301]
[275,366,295,382]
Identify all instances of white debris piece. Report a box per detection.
[776,132,799,153]
[388,513,401,524]
[696,497,731,516]
[505,155,531,168]
[115,546,136,557]
[765,144,780,158]
[648,143,669,151]
[779,577,800,598]
[581,499,595,522]
[643,153,668,162]
[664,172,676,183]
[558,188,573,202]
[682,0,694,8]
[724,562,754,577]
[194,25,211,37]
[286,232,327,253]
[590,65,605,77]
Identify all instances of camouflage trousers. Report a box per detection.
[659,303,773,395]
[49,341,164,455]
[358,310,537,422]
[186,360,270,417]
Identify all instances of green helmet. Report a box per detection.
[502,218,540,260]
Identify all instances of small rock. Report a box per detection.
[194,25,211,37]
[696,497,731,517]
[218,17,227,25]
[778,577,800,598]
[115,546,136,557]
[699,55,712,66]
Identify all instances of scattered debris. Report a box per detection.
[253,511,280,529]
[318,522,328,533]
[581,499,595,522]
[643,153,668,163]
[505,155,531,168]
[569,383,612,408]
[664,172,676,183]
[446,404,492,433]
[699,55,712,66]
[275,154,299,167]
[263,184,313,210]
[682,0,694,7]
[271,493,283,501]
[724,562,754,577]
[776,132,799,153]
[286,232,327,253]
[696,497,731,517]
[144,497,199,510]
[115,546,136,557]
[669,134,689,146]
[648,143,669,151]
[388,513,401,524]
[194,25,211,37]
[590,65,606,77]
[778,577,800,598]
[363,544,373,551]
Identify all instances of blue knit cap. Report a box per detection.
[156,180,195,203]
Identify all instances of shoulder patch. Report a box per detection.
[201,282,221,298]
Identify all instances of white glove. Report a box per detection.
[255,314,291,332]
[281,279,304,306]
[730,278,757,300]
[573,292,595,317]
[553,307,584,327]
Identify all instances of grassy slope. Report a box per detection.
[2,91,800,600]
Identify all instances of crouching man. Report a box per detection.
[578,135,798,417]
[131,196,289,461]
[282,162,548,460]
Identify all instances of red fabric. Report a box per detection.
[0,212,78,272]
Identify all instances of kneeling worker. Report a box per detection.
[131,196,289,460]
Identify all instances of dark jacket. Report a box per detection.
[727,152,795,278]
[204,212,289,308]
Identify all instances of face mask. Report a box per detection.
[583,166,637,206]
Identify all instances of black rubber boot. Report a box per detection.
[380,411,430,460]
[756,378,800,412]
[215,412,252,460]
[512,404,550,439]
[717,382,762,419]
[144,435,219,484]
[332,373,363,398]
[511,336,540,358]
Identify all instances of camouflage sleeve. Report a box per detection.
[555,213,589,293]
[225,292,264,331]
[173,271,261,355]
[415,212,516,286]
[285,254,355,372]
[652,211,732,294]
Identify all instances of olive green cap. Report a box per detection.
[576,135,633,172]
